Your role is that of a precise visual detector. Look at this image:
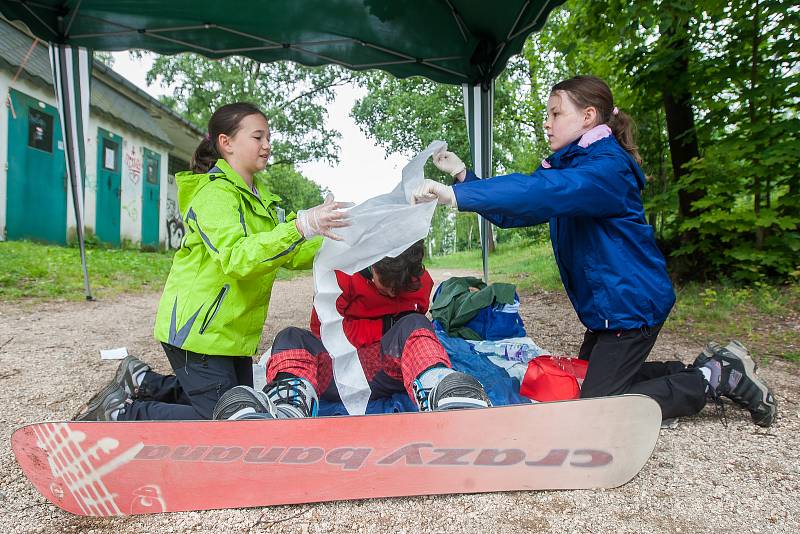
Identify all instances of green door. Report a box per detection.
[141,148,161,248]
[6,89,67,244]
[96,128,122,246]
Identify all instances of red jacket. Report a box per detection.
[311,269,434,348]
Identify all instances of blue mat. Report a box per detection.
[317,329,530,416]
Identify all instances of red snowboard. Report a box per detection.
[12,395,661,516]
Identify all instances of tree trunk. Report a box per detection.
[749,0,764,249]
[661,31,702,220]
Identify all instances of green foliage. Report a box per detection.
[257,165,325,213]
[367,0,799,282]
[139,52,352,165]
[542,0,800,281]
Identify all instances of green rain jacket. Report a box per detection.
[154,159,321,356]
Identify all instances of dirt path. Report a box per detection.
[0,270,797,533]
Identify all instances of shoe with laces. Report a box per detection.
[694,341,777,427]
[264,377,319,418]
[74,382,128,421]
[212,386,277,420]
[412,367,491,412]
[114,355,151,397]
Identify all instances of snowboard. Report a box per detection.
[12,394,661,516]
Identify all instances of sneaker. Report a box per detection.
[212,386,277,420]
[114,355,151,397]
[694,341,777,427]
[264,377,319,418]
[412,367,491,411]
[74,382,128,421]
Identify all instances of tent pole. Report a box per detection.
[49,44,93,300]
[462,81,494,283]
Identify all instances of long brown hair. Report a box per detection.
[190,102,268,173]
[551,76,642,165]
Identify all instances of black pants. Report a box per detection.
[117,343,253,421]
[578,325,707,420]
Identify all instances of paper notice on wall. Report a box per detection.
[313,141,443,415]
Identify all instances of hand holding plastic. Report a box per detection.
[296,194,354,241]
[432,149,466,178]
[412,179,457,208]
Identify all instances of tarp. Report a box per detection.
[1,1,564,85]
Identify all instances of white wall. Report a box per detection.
[1,70,172,247]
[84,120,169,245]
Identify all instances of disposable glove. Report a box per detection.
[432,149,466,179]
[296,193,353,241]
[412,179,457,208]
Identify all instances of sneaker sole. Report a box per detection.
[213,386,274,420]
[74,382,123,421]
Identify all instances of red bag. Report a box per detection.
[519,356,589,402]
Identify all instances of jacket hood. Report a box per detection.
[545,131,647,190]
[175,159,276,216]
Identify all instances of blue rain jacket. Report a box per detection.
[453,134,675,331]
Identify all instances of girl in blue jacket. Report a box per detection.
[414,76,776,426]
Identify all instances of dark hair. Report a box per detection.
[190,102,268,173]
[372,240,425,295]
[551,76,642,165]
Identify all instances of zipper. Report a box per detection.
[199,284,230,334]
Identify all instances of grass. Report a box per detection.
[0,240,306,302]
[4,239,797,363]
[425,240,562,292]
[666,281,800,364]
[426,240,799,363]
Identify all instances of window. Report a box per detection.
[146,156,159,185]
[27,108,53,152]
[102,138,118,171]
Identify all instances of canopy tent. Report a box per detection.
[1,0,565,295]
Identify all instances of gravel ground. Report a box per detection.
[0,269,797,533]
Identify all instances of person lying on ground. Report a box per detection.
[212,240,491,419]
[74,102,350,422]
[413,75,777,427]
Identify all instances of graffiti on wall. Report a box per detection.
[165,197,184,250]
[125,147,142,185]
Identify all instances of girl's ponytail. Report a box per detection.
[607,108,642,165]
[190,136,220,174]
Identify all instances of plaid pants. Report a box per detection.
[266,313,450,401]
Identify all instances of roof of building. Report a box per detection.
[0,17,202,154]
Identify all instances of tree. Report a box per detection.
[258,166,324,213]
[350,62,549,254]
[141,53,354,166]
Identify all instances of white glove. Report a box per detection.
[432,149,466,178]
[296,193,353,241]
[412,179,457,208]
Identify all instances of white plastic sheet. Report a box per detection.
[313,141,444,415]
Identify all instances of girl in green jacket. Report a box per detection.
[75,102,351,421]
